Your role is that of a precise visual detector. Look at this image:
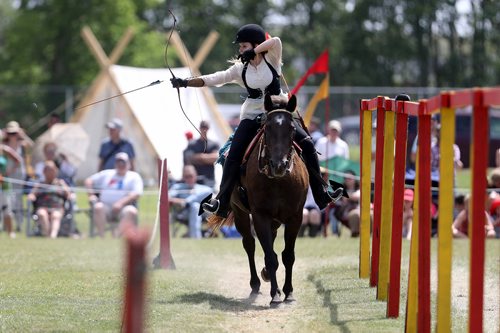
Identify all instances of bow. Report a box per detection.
[164,9,206,148]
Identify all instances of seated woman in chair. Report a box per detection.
[27,161,70,238]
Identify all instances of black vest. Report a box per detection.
[241,55,281,99]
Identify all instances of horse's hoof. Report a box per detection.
[261,267,270,282]
[284,292,296,303]
[270,296,282,306]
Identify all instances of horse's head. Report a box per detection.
[262,94,297,178]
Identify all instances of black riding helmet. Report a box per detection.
[233,24,266,45]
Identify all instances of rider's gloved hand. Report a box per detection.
[238,49,256,63]
[170,77,188,88]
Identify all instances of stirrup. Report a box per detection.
[328,179,349,202]
[327,188,344,203]
[202,198,220,214]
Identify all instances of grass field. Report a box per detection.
[1,205,498,332]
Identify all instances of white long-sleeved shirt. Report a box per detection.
[200,37,287,120]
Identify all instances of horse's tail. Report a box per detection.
[206,212,235,232]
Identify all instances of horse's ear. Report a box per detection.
[286,95,297,113]
[264,94,273,112]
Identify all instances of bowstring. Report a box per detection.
[164,9,205,150]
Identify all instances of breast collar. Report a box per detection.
[242,54,281,99]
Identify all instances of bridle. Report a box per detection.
[258,109,296,178]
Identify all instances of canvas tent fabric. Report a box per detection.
[71,65,231,185]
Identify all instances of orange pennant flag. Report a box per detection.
[303,74,329,125]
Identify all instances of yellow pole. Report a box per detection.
[437,106,455,332]
[405,149,419,333]
[360,108,373,278]
[377,108,395,300]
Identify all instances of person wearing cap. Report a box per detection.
[85,152,143,238]
[182,121,220,188]
[402,189,414,239]
[169,165,213,239]
[98,118,136,172]
[489,197,500,238]
[314,119,350,161]
[0,130,23,238]
[171,24,343,218]
[2,120,34,232]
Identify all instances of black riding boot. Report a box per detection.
[202,158,240,218]
[302,148,343,210]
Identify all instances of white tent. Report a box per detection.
[71,64,231,184]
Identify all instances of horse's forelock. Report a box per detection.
[265,95,289,112]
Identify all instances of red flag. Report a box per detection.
[291,49,329,95]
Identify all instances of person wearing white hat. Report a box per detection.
[314,119,350,161]
[98,118,136,171]
[2,120,34,232]
[85,152,143,238]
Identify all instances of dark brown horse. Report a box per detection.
[229,94,308,305]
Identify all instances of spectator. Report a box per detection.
[299,187,322,238]
[34,142,76,187]
[0,130,22,238]
[27,161,71,238]
[98,118,135,171]
[47,113,61,129]
[3,120,34,231]
[489,197,500,238]
[184,131,194,144]
[402,189,414,239]
[452,195,496,239]
[315,119,350,162]
[169,165,213,239]
[308,117,324,144]
[496,148,500,168]
[332,170,360,237]
[85,152,143,238]
[183,120,220,188]
[409,121,462,184]
[454,194,466,220]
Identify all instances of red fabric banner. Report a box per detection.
[290,49,329,95]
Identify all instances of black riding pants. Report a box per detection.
[216,118,261,205]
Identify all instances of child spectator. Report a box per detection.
[452,195,496,239]
[489,198,500,238]
[402,189,414,239]
[299,186,322,237]
[332,170,360,237]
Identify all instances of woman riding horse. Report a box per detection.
[170,23,342,218]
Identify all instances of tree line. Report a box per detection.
[0,0,498,125]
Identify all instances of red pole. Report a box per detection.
[469,89,488,332]
[370,96,386,287]
[122,225,150,333]
[157,158,175,269]
[387,97,409,317]
[417,102,431,333]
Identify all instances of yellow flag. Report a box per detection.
[303,74,329,126]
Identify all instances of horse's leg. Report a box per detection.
[282,219,301,302]
[253,214,281,305]
[233,208,260,294]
